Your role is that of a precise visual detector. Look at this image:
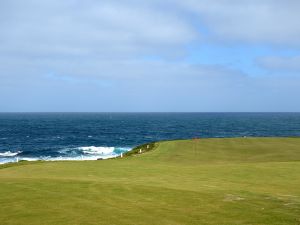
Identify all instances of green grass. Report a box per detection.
[1,137,300,225]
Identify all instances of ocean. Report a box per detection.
[1,112,300,164]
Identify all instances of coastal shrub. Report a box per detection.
[124,142,156,157]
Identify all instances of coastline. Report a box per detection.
[1,137,300,224]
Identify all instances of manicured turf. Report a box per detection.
[1,138,300,225]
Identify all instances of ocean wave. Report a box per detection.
[78,146,115,155]
[0,155,116,164]
[0,151,22,157]
[0,146,131,164]
[59,146,130,156]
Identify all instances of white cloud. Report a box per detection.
[178,0,300,46]
[0,0,197,59]
[258,55,300,72]
[1,0,300,111]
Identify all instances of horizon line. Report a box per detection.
[0,112,300,113]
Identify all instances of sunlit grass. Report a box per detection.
[1,138,300,225]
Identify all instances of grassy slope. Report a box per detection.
[0,138,300,225]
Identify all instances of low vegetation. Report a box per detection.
[1,138,300,225]
[123,141,156,157]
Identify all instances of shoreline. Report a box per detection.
[1,137,300,224]
[1,136,299,166]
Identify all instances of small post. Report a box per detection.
[16,157,19,163]
[121,153,123,158]
[147,145,149,149]
[139,149,142,154]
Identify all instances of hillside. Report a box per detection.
[1,138,300,225]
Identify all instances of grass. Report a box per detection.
[0,137,300,225]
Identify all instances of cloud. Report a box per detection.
[178,0,300,46]
[2,0,300,62]
[1,0,300,111]
[258,55,300,72]
[0,0,197,59]
[2,54,300,112]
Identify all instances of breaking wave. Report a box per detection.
[0,146,130,165]
[78,146,115,155]
[0,151,22,157]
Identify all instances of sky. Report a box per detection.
[1,0,300,112]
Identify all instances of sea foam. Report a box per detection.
[0,151,22,157]
[0,146,130,164]
[78,146,115,155]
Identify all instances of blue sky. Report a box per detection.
[1,0,300,112]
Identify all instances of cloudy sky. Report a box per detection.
[1,0,300,112]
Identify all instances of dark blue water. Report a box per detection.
[0,113,300,164]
